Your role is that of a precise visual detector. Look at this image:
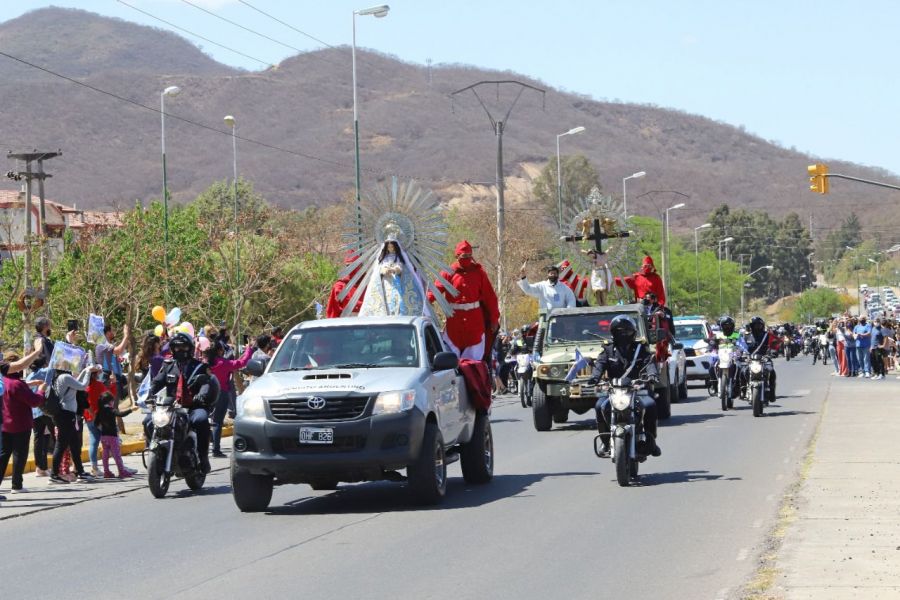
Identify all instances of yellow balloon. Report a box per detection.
[154,324,164,337]
[152,305,166,323]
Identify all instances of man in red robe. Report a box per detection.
[325,253,364,318]
[615,255,667,306]
[427,240,500,361]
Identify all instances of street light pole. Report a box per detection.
[742,265,773,323]
[160,85,181,301]
[352,4,390,247]
[718,237,734,315]
[556,126,585,243]
[622,171,646,222]
[663,202,685,295]
[868,258,880,291]
[225,115,240,351]
[694,223,712,313]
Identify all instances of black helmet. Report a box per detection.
[609,315,637,347]
[718,315,735,335]
[169,332,195,361]
[750,316,766,335]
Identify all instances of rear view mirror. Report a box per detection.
[672,342,684,351]
[433,351,459,371]
[244,359,266,378]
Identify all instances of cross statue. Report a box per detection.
[560,215,629,254]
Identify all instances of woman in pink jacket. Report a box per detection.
[0,355,47,497]
[206,338,254,458]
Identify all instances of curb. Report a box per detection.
[4,426,233,478]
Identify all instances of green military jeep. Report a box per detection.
[530,304,672,431]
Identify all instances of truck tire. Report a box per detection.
[532,386,553,431]
[657,383,672,420]
[408,422,447,505]
[230,459,273,512]
[678,376,688,400]
[460,414,493,484]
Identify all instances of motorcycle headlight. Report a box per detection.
[610,388,632,411]
[373,389,416,415]
[151,407,173,428]
[237,393,266,420]
[750,361,763,374]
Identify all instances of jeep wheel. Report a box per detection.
[461,414,493,484]
[657,383,672,420]
[408,422,447,505]
[230,459,273,513]
[532,386,553,431]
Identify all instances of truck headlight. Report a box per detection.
[373,389,416,415]
[237,394,266,419]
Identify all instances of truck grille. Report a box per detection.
[268,395,371,422]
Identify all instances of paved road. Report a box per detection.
[0,359,829,600]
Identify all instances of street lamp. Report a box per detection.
[662,202,686,293]
[160,85,181,299]
[846,245,861,312]
[718,236,734,315]
[352,4,390,246]
[694,222,712,313]
[224,114,240,351]
[742,265,773,323]
[622,170,646,221]
[868,258,880,290]
[556,126,585,240]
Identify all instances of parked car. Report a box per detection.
[230,316,493,511]
[673,316,715,386]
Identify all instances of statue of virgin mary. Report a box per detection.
[358,237,429,317]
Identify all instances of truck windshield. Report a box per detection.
[269,324,420,371]
[547,312,641,344]
[675,324,707,340]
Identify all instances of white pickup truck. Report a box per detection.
[230,316,493,511]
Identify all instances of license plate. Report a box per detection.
[570,384,581,397]
[299,427,334,445]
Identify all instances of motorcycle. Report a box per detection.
[515,352,534,408]
[143,394,206,498]
[593,375,655,487]
[747,353,773,417]
[716,344,740,411]
[803,335,814,356]
[816,334,829,365]
[782,334,793,360]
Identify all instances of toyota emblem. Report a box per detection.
[306,397,327,410]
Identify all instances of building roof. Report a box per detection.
[0,188,122,228]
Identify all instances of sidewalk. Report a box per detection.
[761,374,900,599]
[0,437,234,520]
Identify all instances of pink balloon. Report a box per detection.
[197,337,211,352]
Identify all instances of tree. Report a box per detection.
[531,154,602,226]
[789,288,853,322]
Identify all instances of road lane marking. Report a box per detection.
[736,548,749,561]
[752,519,763,529]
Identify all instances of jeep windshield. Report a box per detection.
[546,311,640,344]
[269,324,420,371]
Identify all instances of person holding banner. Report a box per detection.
[95,322,131,401]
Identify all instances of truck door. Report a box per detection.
[423,324,463,444]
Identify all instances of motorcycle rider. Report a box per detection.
[707,315,747,393]
[590,315,661,458]
[744,316,777,402]
[147,333,215,474]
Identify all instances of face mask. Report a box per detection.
[548,276,558,285]
[458,257,474,269]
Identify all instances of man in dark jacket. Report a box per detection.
[148,333,215,473]
[590,315,661,458]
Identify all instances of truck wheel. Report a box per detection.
[460,414,493,484]
[532,386,553,431]
[408,422,447,505]
[230,459,273,512]
[657,383,672,420]
[678,376,688,400]
[552,408,569,423]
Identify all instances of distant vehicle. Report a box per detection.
[673,316,714,386]
[860,283,869,292]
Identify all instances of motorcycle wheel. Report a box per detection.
[519,382,528,408]
[719,372,728,411]
[147,452,170,499]
[614,435,630,487]
[186,472,206,491]
[752,384,764,417]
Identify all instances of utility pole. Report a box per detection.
[450,80,545,330]
[6,150,61,349]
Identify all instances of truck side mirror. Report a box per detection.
[432,351,459,371]
[672,342,684,351]
[244,359,266,378]
[647,328,664,344]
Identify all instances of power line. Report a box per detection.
[178,0,346,69]
[117,0,272,68]
[236,0,338,50]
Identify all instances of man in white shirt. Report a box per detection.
[518,264,577,312]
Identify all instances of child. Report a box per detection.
[95,392,139,479]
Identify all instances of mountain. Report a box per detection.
[0,7,897,237]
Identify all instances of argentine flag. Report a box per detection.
[565,348,590,382]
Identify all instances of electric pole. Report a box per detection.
[450,80,545,330]
[6,150,61,350]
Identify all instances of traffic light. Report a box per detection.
[808,163,830,194]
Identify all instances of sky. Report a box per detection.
[7,0,900,175]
